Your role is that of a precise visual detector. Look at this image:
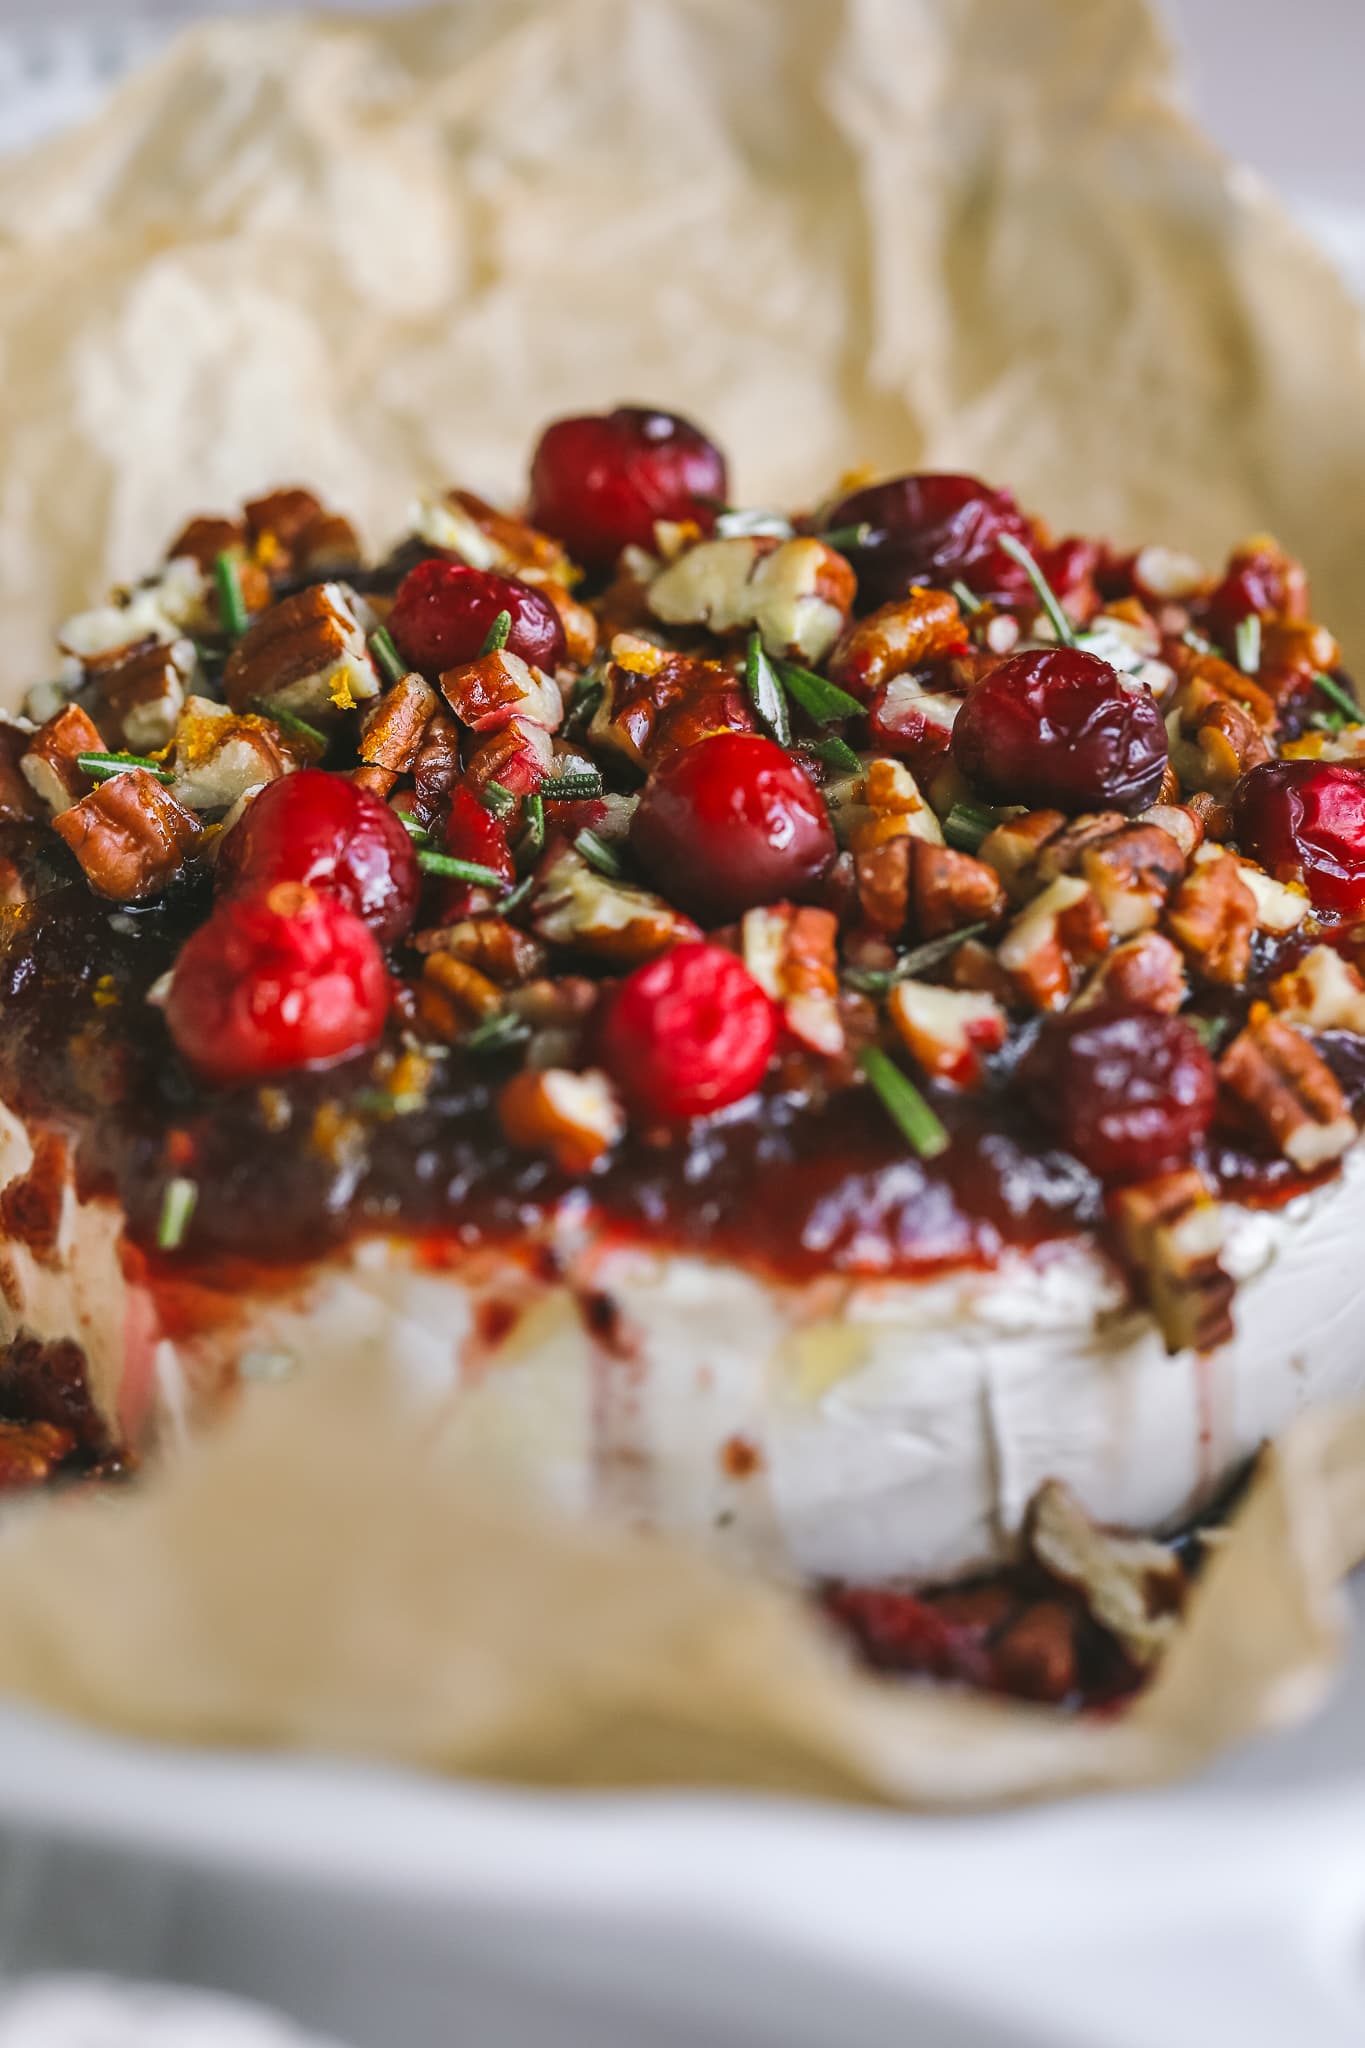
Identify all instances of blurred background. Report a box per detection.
[0,0,1360,273]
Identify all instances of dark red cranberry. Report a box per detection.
[602,943,777,1122]
[388,560,566,678]
[821,473,1033,610]
[951,647,1168,814]
[527,406,727,571]
[1020,1006,1216,1180]
[630,732,836,923]
[1235,759,1365,916]
[1207,547,1307,641]
[219,770,420,947]
[166,884,389,1087]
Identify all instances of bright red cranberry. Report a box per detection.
[437,785,516,919]
[822,473,1034,610]
[1020,1006,1215,1181]
[952,647,1168,814]
[630,732,836,923]
[388,560,566,678]
[1235,759,1365,916]
[219,770,419,946]
[602,943,777,1122]
[527,406,727,571]
[166,884,389,1087]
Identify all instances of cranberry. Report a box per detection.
[1235,759,1365,916]
[166,883,389,1087]
[438,785,516,919]
[630,732,836,923]
[527,406,727,571]
[219,770,420,946]
[1020,1006,1216,1180]
[951,647,1168,814]
[602,943,777,1122]
[388,561,566,678]
[1207,546,1307,641]
[821,473,1034,610]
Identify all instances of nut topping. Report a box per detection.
[647,535,855,663]
[21,704,103,814]
[51,769,201,902]
[497,1067,626,1175]
[1218,1011,1356,1170]
[1108,1168,1234,1355]
[223,583,380,721]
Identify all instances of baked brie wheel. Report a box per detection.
[2,411,1364,1636]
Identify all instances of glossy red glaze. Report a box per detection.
[166,884,390,1087]
[952,647,1168,814]
[1020,1006,1216,1180]
[1235,759,1365,916]
[601,943,778,1122]
[630,732,836,923]
[527,406,727,571]
[822,473,1033,610]
[388,560,566,678]
[219,770,420,946]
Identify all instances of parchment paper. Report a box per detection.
[1,0,1365,1804]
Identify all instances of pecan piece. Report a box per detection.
[497,1068,625,1176]
[91,638,193,754]
[1271,944,1365,1034]
[529,845,700,964]
[58,558,209,664]
[0,720,43,824]
[21,704,103,814]
[165,513,246,570]
[1109,1167,1234,1355]
[996,876,1110,1010]
[887,979,1006,1088]
[223,583,380,720]
[1219,1011,1356,1170]
[358,672,438,776]
[1027,1480,1186,1666]
[422,951,503,1022]
[440,649,563,733]
[414,916,546,985]
[647,535,855,663]
[854,838,911,936]
[741,903,844,1056]
[536,579,598,666]
[909,840,1008,939]
[167,697,295,810]
[1164,849,1257,986]
[1075,932,1187,1014]
[977,809,1068,904]
[52,769,200,902]
[846,758,944,854]
[1078,822,1186,938]
[826,588,967,699]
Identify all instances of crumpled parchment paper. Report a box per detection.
[0,0,1364,1805]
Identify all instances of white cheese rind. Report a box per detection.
[1,1095,1363,1583]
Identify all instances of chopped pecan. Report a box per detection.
[529,845,699,963]
[887,979,1006,1087]
[1174,649,1277,732]
[243,487,326,551]
[358,672,438,774]
[845,758,944,854]
[497,1067,625,1176]
[167,697,295,810]
[948,937,1016,1002]
[52,769,200,902]
[1271,944,1365,1034]
[1229,854,1307,935]
[647,535,855,663]
[411,709,464,820]
[826,588,966,698]
[165,513,246,570]
[59,558,209,663]
[864,669,963,764]
[414,916,546,985]
[1078,822,1186,938]
[536,579,598,666]
[90,638,193,754]
[421,951,503,1022]
[909,839,1008,938]
[294,512,364,577]
[996,876,1110,1010]
[978,809,1068,904]
[1164,849,1257,986]
[1135,801,1204,862]
[741,903,844,1056]
[854,838,911,935]
[463,715,555,796]
[439,649,563,733]
[223,582,380,720]
[1027,1480,1187,1665]
[0,720,42,824]
[1132,546,1206,603]
[1173,694,1272,798]
[21,704,103,814]
[1109,1166,1234,1355]
[1075,932,1187,1013]
[1219,1010,1356,1170]
[1256,619,1339,709]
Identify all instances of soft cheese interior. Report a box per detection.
[3,1096,1362,1583]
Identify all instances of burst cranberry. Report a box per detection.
[602,943,777,1122]
[1020,1006,1215,1180]
[438,785,516,919]
[388,560,566,678]
[952,647,1168,814]
[166,884,389,1087]
[630,732,836,923]
[1207,546,1307,641]
[1235,759,1365,916]
[527,406,727,571]
[219,770,419,946]
[822,472,1033,610]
